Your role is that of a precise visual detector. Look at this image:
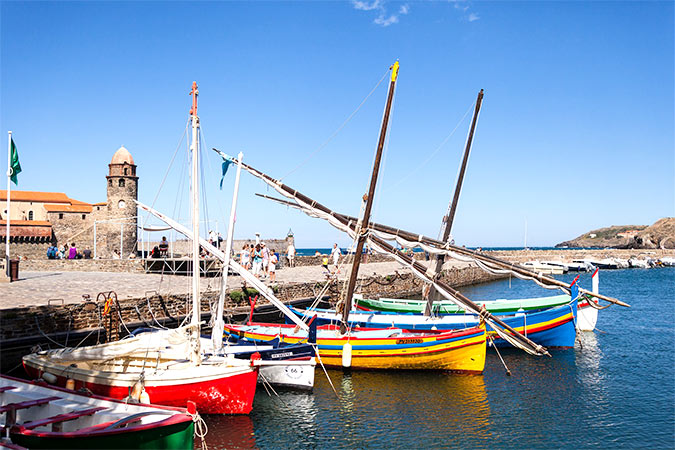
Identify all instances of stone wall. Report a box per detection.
[18,259,145,273]
[1,242,51,260]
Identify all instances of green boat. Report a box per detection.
[354,293,572,315]
[1,375,194,449]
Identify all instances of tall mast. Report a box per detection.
[189,81,202,362]
[340,61,399,334]
[426,89,483,311]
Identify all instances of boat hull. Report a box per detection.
[23,356,258,415]
[2,374,194,450]
[11,419,194,450]
[225,324,486,373]
[577,298,598,331]
[355,294,571,315]
[294,300,578,349]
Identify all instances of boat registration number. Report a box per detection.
[397,338,423,344]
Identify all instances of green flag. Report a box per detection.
[9,138,21,185]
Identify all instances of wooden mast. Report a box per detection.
[426,89,484,312]
[340,61,399,334]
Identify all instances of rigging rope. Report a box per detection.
[280,70,390,181]
[382,100,475,194]
[140,117,190,233]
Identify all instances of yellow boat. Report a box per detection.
[224,322,486,373]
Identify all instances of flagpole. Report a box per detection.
[5,131,11,276]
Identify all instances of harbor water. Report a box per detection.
[202,268,674,449]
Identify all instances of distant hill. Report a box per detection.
[556,218,675,249]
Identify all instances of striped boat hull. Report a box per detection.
[224,324,486,373]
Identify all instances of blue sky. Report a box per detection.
[1,1,673,247]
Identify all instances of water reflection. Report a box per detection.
[200,415,256,450]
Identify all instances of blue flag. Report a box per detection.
[219,159,233,189]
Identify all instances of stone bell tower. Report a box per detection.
[105,146,138,257]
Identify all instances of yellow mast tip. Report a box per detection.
[390,61,400,82]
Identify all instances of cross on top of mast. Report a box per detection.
[189,81,199,117]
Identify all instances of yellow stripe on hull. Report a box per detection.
[231,326,486,373]
[318,335,486,372]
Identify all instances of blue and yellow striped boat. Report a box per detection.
[224,323,487,373]
[289,299,578,349]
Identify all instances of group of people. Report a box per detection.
[240,242,279,282]
[47,243,91,260]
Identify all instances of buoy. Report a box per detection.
[131,381,143,401]
[65,378,75,390]
[139,388,150,404]
[341,342,352,368]
[42,372,57,384]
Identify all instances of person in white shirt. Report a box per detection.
[268,250,278,282]
[287,242,296,267]
[331,243,341,268]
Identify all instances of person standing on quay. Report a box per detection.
[331,243,341,270]
[261,243,270,278]
[252,244,263,278]
[287,241,296,267]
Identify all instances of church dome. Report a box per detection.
[111,146,135,165]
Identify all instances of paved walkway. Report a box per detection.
[0,259,473,310]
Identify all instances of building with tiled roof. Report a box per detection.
[1,146,139,259]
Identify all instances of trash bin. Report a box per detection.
[9,259,19,282]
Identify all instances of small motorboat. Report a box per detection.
[0,375,195,449]
[521,261,566,274]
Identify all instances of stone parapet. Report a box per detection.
[18,259,145,273]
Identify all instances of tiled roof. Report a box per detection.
[0,190,71,203]
[44,204,93,213]
[0,220,52,227]
[69,199,92,205]
[0,220,52,237]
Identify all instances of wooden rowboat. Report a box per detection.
[0,374,194,449]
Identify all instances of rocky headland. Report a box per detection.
[556,217,675,249]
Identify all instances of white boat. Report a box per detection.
[627,257,651,269]
[565,261,595,272]
[659,256,675,266]
[521,261,566,275]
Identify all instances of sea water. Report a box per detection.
[202,268,675,449]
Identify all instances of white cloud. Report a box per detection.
[374,14,399,27]
[352,0,409,27]
[352,0,382,11]
[468,12,479,22]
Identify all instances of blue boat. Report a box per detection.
[289,299,578,349]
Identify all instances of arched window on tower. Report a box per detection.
[124,168,128,175]
[28,211,33,220]
[109,179,112,187]
[119,179,125,187]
